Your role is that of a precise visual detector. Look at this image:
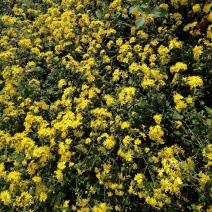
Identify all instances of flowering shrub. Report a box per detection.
[0,0,212,211]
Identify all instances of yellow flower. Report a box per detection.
[103,136,116,149]
[175,100,187,112]
[116,38,123,46]
[0,190,11,205]
[90,186,96,194]
[112,69,121,81]
[176,121,183,129]
[104,94,115,106]
[145,147,150,153]
[137,30,149,39]
[193,45,203,60]
[149,125,164,144]
[125,150,133,162]
[192,4,201,13]
[57,161,66,170]
[122,135,133,146]
[159,4,169,10]
[141,78,155,88]
[32,176,42,183]
[121,121,130,129]
[134,173,144,186]
[115,205,121,211]
[198,171,210,190]
[7,171,21,182]
[58,79,67,89]
[186,97,193,104]
[170,62,187,73]
[118,87,136,105]
[203,3,212,13]
[185,76,203,90]
[103,55,110,63]
[173,93,184,103]
[153,114,162,124]
[18,38,32,48]
[39,192,47,202]
[54,170,63,181]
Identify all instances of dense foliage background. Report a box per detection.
[0,0,212,211]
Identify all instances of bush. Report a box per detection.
[0,0,212,211]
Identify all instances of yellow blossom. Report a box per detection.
[192,4,201,13]
[149,125,164,144]
[58,79,67,89]
[176,121,183,129]
[193,45,203,60]
[0,190,11,205]
[39,192,47,202]
[153,114,162,124]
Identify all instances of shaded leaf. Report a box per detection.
[135,16,146,29]
[95,9,102,19]
[149,6,168,17]
[205,106,212,115]
[74,145,88,154]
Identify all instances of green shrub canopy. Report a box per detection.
[0,0,212,211]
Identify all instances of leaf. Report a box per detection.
[206,119,211,126]
[95,9,102,19]
[191,204,197,211]
[143,0,150,3]
[189,161,195,172]
[139,6,150,13]
[179,161,186,169]
[205,106,212,115]
[172,112,184,120]
[135,16,146,29]
[149,6,168,17]
[74,145,88,154]
[205,146,210,154]
[129,5,138,14]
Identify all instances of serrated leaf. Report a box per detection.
[149,6,168,17]
[135,16,146,29]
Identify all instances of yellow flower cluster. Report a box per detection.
[0,0,211,211]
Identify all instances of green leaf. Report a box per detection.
[205,106,212,115]
[138,4,150,13]
[135,16,146,29]
[4,147,8,156]
[172,112,184,120]
[95,9,102,19]
[74,145,88,154]
[205,146,210,154]
[129,6,138,14]
[191,204,197,211]
[206,119,212,126]
[188,161,195,172]
[149,6,168,17]
[179,161,186,169]
[143,0,150,3]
